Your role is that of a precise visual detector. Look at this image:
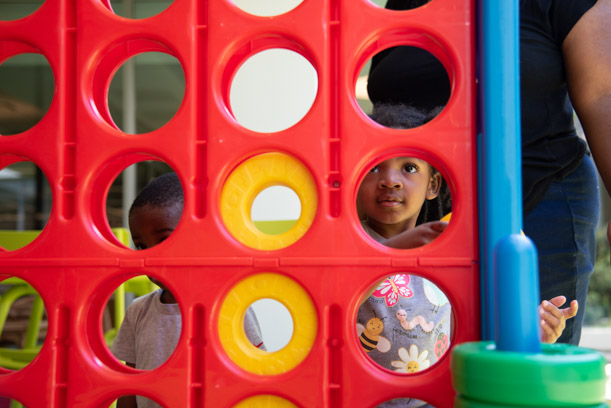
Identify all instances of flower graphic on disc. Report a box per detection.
[391,344,431,374]
[372,274,413,307]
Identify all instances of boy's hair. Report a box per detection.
[129,172,183,215]
[368,103,452,225]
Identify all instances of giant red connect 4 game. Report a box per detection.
[0,0,479,406]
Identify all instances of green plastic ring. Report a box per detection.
[454,397,609,408]
[451,341,607,406]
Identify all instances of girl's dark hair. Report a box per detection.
[129,172,183,215]
[368,103,452,225]
[369,102,441,128]
[416,176,452,225]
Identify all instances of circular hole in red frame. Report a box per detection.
[356,153,452,249]
[374,397,437,407]
[0,274,48,373]
[353,30,453,119]
[368,0,432,10]
[218,36,318,134]
[106,0,174,19]
[108,394,164,407]
[88,153,181,250]
[102,274,178,375]
[0,158,52,250]
[228,48,318,133]
[356,273,452,375]
[91,40,185,134]
[0,1,44,21]
[89,273,181,398]
[0,51,55,136]
[107,51,185,134]
[231,0,303,17]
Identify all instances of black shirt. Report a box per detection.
[367,0,597,214]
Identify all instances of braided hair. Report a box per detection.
[368,103,452,225]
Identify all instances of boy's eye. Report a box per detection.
[157,235,170,245]
[369,165,380,173]
[403,164,418,173]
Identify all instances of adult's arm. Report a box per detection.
[563,0,611,260]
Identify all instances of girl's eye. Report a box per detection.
[369,165,380,173]
[403,164,418,173]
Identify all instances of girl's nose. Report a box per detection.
[378,170,403,189]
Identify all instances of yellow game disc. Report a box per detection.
[218,273,317,375]
[220,152,318,251]
[233,395,298,408]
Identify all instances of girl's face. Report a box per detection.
[357,157,441,238]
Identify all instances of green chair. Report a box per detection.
[0,229,156,407]
[0,228,141,350]
[0,278,44,370]
[0,229,137,408]
[0,230,47,375]
[0,231,46,408]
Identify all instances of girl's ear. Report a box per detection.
[426,173,442,200]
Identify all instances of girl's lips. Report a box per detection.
[378,195,403,207]
[379,200,402,208]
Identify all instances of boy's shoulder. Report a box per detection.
[133,288,160,302]
[126,289,162,311]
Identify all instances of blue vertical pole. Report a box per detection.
[478,0,540,351]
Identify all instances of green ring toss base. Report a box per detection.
[454,398,609,408]
[451,341,608,407]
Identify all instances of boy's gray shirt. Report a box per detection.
[111,289,265,408]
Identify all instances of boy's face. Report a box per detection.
[129,203,182,251]
[357,157,441,237]
[129,203,182,294]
